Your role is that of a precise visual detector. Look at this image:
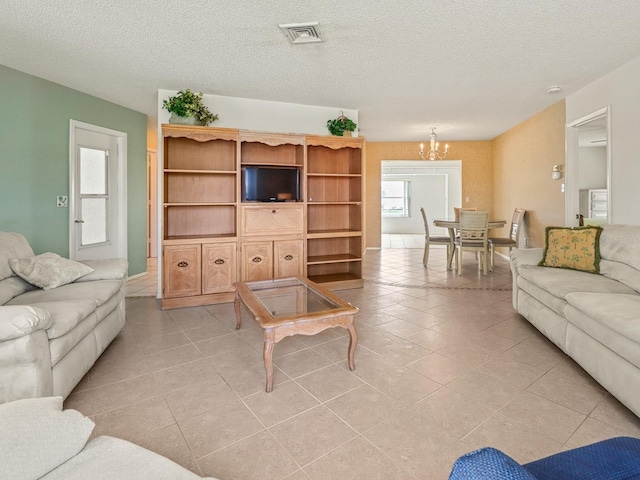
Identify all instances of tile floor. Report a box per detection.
[66,245,640,480]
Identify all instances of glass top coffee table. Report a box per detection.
[234,276,359,392]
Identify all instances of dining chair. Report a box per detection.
[488,208,525,270]
[420,208,452,267]
[454,210,490,275]
[453,206,477,222]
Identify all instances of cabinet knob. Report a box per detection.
[214,258,225,265]
[252,256,262,263]
[284,254,294,261]
[177,261,188,268]
[272,209,276,214]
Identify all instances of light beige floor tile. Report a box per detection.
[446,371,521,411]
[243,381,319,428]
[180,401,264,458]
[144,344,205,371]
[311,335,354,365]
[363,409,459,474]
[295,365,363,402]
[198,430,298,480]
[457,412,563,464]
[325,384,408,433]
[406,352,469,385]
[376,318,426,338]
[269,405,358,466]
[134,423,200,474]
[412,386,494,438]
[63,389,93,417]
[499,391,586,444]
[274,348,334,378]
[303,436,416,480]
[283,470,310,480]
[217,360,290,397]
[526,366,607,415]
[435,341,494,368]
[128,314,180,339]
[194,333,252,357]
[404,328,459,351]
[153,358,219,393]
[182,320,235,342]
[589,394,640,436]
[476,355,547,390]
[138,331,192,355]
[164,379,238,422]
[369,337,431,366]
[503,334,566,370]
[93,395,175,442]
[90,373,161,414]
[564,417,633,450]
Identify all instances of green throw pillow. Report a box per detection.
[539,226,602,273]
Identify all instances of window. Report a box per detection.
[381,180,410,217]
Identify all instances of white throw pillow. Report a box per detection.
[9,253,94,290]
[0,396,95,480]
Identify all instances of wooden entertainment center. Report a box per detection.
[161,124,364,309]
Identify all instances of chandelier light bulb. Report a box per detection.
[420,128,448,160]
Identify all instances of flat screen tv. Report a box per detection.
[242,166,301,202]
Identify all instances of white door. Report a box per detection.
[69,120,127,260]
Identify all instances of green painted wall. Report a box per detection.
[0,64,148,276]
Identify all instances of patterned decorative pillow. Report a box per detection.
[9,253,94,290]
[539,226,603,273]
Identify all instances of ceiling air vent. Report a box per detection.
[279,22,323,44]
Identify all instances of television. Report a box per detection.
[242,166,301,202]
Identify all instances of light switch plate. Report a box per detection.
[56,195,68,207]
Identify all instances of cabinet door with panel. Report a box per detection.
[274,240,304,278]
[241,242,273,282]
[202,243,237,294]
[241,205,304,237]
[163,244,201,298]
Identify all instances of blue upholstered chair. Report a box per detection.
[449,437,640,480]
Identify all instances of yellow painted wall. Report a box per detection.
[147,117,158,151]
[364,141,492,248]
[491,101,566,248]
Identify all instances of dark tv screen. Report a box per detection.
[242,167,300,202]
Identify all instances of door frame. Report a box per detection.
[565,106,611,226]
[69,119,128,260]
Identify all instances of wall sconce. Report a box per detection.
[552,165,563,180]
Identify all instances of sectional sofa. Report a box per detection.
[0,231,128,403]
[511,224,640,417]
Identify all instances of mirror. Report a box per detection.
[565,107,611,226]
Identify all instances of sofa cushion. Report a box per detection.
[0,396,94,480]
[600,225,640,270]
[0,231,35,281]
[24,300,98,340]
[75,258,128,282]
[8,279,123,308]
[0,305,52,342]
[600,259,640,294]
[518,265,636,303]
[41,435,218,480]
[565,292,640,369]
[9,253,94,290]
[0,276,37,306]
[539,226,602,273]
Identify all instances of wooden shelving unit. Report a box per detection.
[161,126,365,308]
[305,136,364,289]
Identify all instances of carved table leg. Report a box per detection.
[234,291,242,330]
[263,329,275,392]
[347,321,358,371]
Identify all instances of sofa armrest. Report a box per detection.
[510,248,544,268]
[75,258,128,282]
[0,305,52,342]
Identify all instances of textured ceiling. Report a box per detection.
[2,1,640,141]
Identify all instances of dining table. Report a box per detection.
[433,218,507,270]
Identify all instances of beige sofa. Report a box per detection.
[0,232,128,403]
[0,396,218,480]
[511,224,640,417]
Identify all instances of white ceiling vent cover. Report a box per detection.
[279,22,323,44]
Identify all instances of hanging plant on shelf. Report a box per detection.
[326,111,357,136]
[162,89,219,126]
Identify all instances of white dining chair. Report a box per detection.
[454,210,490,275]
[420,207,451,267]
[488,208,525,270]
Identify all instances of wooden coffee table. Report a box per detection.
[234,276,359,392]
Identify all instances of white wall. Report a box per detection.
[157,90,358,136]
[380,160,462,235]
[578,146,607,189]
[566,55,640,225]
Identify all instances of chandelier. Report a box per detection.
[419,128,449,160]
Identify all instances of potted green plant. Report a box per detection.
[326,112,357,136]
[162,89,219,126]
